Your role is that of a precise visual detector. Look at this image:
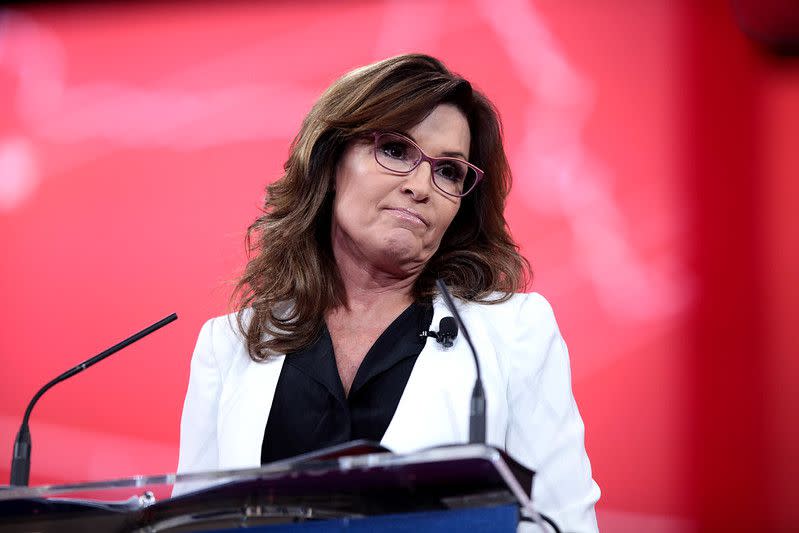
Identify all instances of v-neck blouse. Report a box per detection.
[260,302,434,464]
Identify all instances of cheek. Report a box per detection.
[431,201,461,243]
[335,159,390,215]
[334,171,369,220]
[335,143,372,189]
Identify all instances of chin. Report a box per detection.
[378,235,427,273]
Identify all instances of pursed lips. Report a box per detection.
[384,207,430,227]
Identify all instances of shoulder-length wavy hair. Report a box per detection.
[233,54,531,361]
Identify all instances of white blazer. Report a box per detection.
[176,292,600,532]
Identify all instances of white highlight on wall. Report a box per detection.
[0,137,38,213]
[475,0,693,322]
[0,9,319,212]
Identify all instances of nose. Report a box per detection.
[400,161,433,202]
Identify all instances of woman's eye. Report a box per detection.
[381,142,409,160]
[436,163,465,182]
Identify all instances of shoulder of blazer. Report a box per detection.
[201,311,247,380]
[455,292,561,365]
[456,292,557,332]
[203,302,295,377]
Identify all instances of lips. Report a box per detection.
[385,207,429,227]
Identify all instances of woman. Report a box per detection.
[176,54,600,531]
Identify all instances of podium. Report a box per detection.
[0,444,537,532]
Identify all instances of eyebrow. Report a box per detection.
[440,150,469,160]
[404,132,469,161]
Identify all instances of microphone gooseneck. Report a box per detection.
[435,279,486,444]
[9,312,178,486]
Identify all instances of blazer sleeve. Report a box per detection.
[503,293,600,533]
[172,318,222,496]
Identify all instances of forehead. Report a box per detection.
[405,103,471,157]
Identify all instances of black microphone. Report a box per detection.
[424,316,459,347]
[9,312,178,486]
[435,279,486,444]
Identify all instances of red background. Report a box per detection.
[1,1,797,530]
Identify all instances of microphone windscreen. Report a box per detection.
[439,316,458,338]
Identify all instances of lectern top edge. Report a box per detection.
[0,444,534,513]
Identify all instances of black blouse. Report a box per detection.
[261,303,434,464]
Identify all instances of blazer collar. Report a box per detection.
[221,295,474,469]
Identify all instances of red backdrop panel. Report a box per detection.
[1,1,796,530]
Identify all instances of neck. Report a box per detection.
[331,237,420,317]
[336,257,418,316]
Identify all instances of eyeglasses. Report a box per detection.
[372,131,484,197]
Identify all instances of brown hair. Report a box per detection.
[233,54,531,361]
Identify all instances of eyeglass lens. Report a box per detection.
[374,133,477,196]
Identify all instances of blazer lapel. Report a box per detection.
[217,296,507,464]
[381,296,476,452]
[218,353,285,469]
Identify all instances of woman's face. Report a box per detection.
[331,103,470,277]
